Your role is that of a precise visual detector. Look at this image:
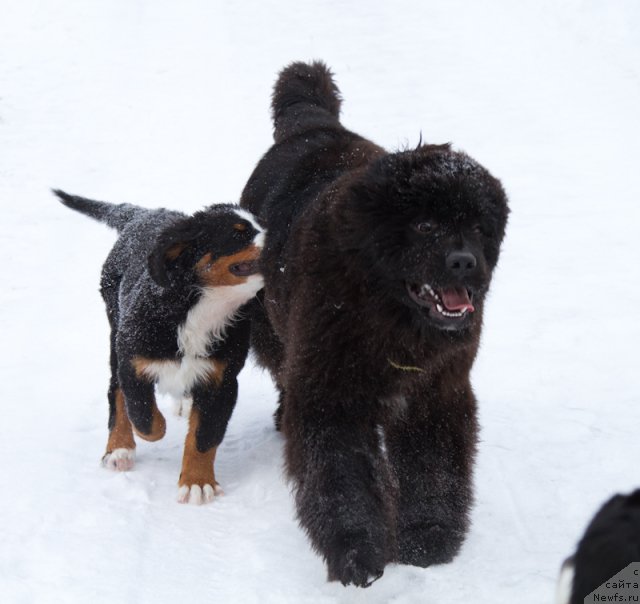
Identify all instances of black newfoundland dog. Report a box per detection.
[240,61,509,587]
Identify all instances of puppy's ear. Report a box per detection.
[148,220,201,287]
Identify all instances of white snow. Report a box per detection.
[1,1,640,602]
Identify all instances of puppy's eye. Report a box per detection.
[233,223,249,239]
[414,221,435,234]
[472,223,484,235]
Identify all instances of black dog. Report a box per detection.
[55,190,264,504]
[557,490,640,603]
[240,62,509,585]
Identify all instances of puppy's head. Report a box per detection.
[342,144,508,332]
[148,205,265,299]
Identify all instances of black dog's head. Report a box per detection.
[148,205,265,294]
[340,144,508,332]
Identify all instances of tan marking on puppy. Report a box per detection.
[195,245,261,287]
[131,356,225,396]
[131,356,155,379]
[103,389,136,471]
[132,404,166,442]
[165,242,188,261]
[106,389,135,453]
[178,407,222,504]
[210,359,227,387]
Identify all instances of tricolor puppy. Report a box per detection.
[54,190,264,504]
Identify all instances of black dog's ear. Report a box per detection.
[148,220,202,287]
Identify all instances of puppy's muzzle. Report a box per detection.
[229,260,260,277]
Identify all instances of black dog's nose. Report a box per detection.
[446,250,477,275]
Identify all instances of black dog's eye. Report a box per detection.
[472,223,484,235]
[414,221,435,234]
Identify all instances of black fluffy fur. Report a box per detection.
[55,189,263,480]
[240,61,509,586]
[560,490,640,603]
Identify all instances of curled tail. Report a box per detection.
[53,189,144,233]
[271,61,342,143]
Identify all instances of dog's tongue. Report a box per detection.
[440,287,475,312]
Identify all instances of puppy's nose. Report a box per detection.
[446,250,477,276]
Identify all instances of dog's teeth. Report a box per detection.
[436,304,443,312]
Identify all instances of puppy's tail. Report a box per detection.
[271,61,342,143]
[53,189,143,233]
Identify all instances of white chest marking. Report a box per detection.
[177,278,262,358]
[140,357,219,398]
[139,274,263,398]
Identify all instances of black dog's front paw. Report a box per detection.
[397,523,465,568]
[326,534,386,587]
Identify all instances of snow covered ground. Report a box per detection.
[1,1,640,602]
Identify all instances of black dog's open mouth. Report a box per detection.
[406,282,475,320]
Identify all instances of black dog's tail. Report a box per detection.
[53,189,145,233]
[271,61,342,143]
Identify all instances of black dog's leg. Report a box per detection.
[386,380,478,567]
[283,398,396,587]
[177,363,239,504]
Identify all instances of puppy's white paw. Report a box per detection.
[172,395,193,418]
[102,448,135,472]
[177,483,223,505]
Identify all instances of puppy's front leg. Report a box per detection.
[177,406,223,504]
[283,402,396,587]
[102,329,136,471]
[103,386,136,471]
[177,364,236,505]
[120,361,166,442]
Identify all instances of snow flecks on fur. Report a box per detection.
[53,189,148,233]
[427,150,484,178]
